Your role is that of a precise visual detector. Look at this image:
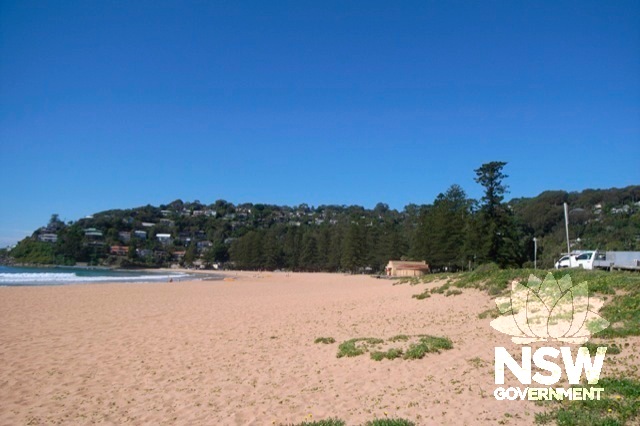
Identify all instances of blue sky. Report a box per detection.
[1,1,639,247]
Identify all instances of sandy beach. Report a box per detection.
[1,272,636,425]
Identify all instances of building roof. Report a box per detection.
[387,260,430,270]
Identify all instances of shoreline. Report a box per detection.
[0,265,218,287]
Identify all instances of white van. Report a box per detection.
[554,251,595,269]
[555,254,574,269]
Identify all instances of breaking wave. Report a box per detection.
[0,272,189,285]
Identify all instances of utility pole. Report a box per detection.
[564,202,571,255]
[533,237,537,270]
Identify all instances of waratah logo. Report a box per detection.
[490,273,609,345]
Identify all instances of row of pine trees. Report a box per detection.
[229,162,526,272]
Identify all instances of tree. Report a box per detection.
[430,184,470,268]
[282,227,302,270]
[412,185,470,270]
[341,220,366,272]
[262,229,283,270]
[474,161,508,217]
[327,226,343,271]
[183,241,197,265]
[48,214,64,231]
[229,230,265,270]
[10,239,55,264]
[473,161,523,267]
[300,233,319,271]
[55,225,86,263]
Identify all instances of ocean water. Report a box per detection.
[0,266,192,286]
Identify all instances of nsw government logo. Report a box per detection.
[490,273,610,401]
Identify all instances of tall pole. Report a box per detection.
[564,202,571,254]
[533,237,537,270]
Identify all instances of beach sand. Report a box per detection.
[0,272,636,425]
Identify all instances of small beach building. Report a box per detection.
[385,260,430,277]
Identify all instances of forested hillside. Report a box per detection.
[8,162,640,271]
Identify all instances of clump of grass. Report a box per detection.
[478,307,501,319]
[535,377,640,425]
[336,338,384,358]
[418,273,453,284]
[284,419,346,426]
[370,348,403,361]
[365,419,416,426]
[411,291,431,300]
[337,339,365,358]
[284,418,416,426]
[467,356,487,368]
[583,341,622,355]
[388,335,410,342]
[423,264,534,295]
[314,337,336,344]
[336,335,452,360]
[413,285,461,299]
[393,277,420,286]
[403,335,453,360]
[431,282,452,294]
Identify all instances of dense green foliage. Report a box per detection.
[511,187,640,268]
[8,240,57,265]
[412,268,640,339]
[535,378,640,426]
[7,163,639,270]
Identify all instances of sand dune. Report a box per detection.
[3,271,629,425]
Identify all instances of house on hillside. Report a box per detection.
[385,260,430,277]
[110,246,129,256]
[84,228,103,238]
[137,248,153,258]
[133,230,147,240]
[38,233,58,243]
[197,241,213,251]
[156,233,172,245]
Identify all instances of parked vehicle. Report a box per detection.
[555,250,640,271]
[555,254,573,269]
[592,250,640,271]
[554,251,595,269]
